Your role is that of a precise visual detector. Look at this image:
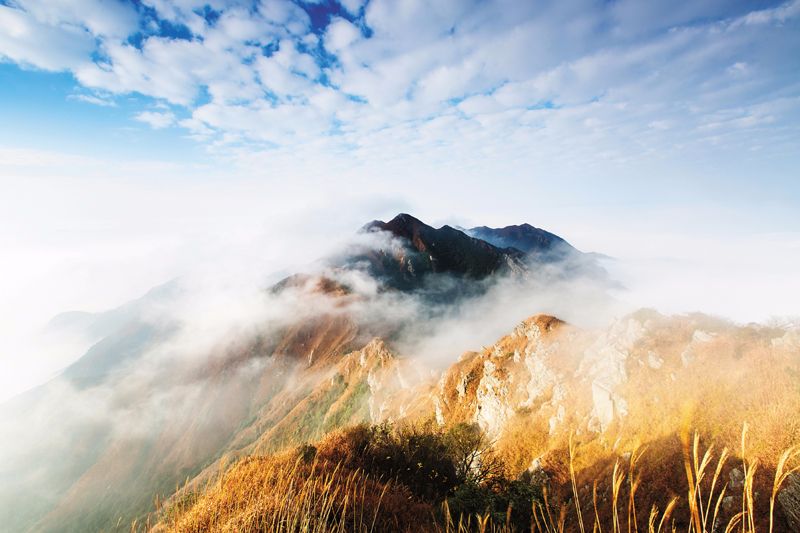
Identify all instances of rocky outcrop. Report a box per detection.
[412,308,800,469]
[578,317,643,431]
[778,472,800,531]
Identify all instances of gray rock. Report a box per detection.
[729,467,744,489]
[778,472,800,531]
[722,495,734,511]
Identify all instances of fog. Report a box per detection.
[3,204,798,403]
[0,226,619,466]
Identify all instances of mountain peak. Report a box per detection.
[354,214,526,291]
[467,222,575,256]
[362,213,430,239]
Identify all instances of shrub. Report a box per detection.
[444,422,505,485]
[317,423,459,501]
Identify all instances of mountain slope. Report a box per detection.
[154,311,800,531]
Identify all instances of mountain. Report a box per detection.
[466,223,575,259]
[5,213,562,532]
[44,281,181,345]
[465,221,610,281]
[344,213,528,292]
[4,213,796,532]
[364,213,526,277]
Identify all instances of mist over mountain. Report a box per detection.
[0,214,600,531]
[0,214,798,532]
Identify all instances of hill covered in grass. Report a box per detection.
[153,421,800,532]
[152,311,800,532]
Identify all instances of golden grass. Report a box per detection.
[531,426,799,533]
[156,454,428,533]
[150,425,800,533]
[151,424,800,533]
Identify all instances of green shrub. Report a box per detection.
[319,423,459,501]
[446,477,543,531]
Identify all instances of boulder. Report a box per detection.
[778,472,800,531]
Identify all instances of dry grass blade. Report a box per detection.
[740,424,748,533]
[724,511,744,533]
[647,505,658,533]
[705,447,729,533]
[569,434,587,533]
[628,445,645,533]
[770,445,800,533]
[657,497,678,533]
[611,460,625,533]
[593,480,603,533]
[682,431,703,533]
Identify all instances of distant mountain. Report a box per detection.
[279,214,586,298]
[45,280,180,344]
[466,223,575,259]
[355,213,527,291]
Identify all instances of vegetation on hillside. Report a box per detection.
[151,422,800,533]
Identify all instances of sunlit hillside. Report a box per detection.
[148,311,800,532]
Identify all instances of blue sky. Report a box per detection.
[0,63,204,160]
[0,0,799,398]
[0,0,798,197]
[0,0,797,172]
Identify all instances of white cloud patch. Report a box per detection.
[324,17,361,52]
[339,0,365,17]
[14,0,139,38]
[135,110,177,129]
[0,5,94,70]
[69,92,117,107]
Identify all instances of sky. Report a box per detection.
[0,0,799,400]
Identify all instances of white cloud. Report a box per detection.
[14,0,139,38]
[324,17,361,52]
[135,110,177,129]
[76,39,213,105]
[735,0,800,27]
[339,0,366,17]
[255,46,316,97]
[0,5,94,70]
[69,92,117,106]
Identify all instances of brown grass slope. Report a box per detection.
[151,311,800,532]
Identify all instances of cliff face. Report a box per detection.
[403,311,798,454]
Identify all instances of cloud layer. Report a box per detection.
[0,0,798,170]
